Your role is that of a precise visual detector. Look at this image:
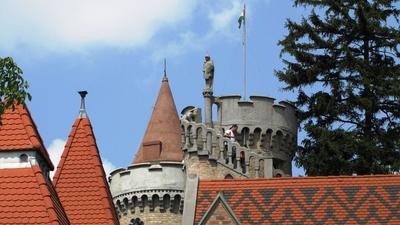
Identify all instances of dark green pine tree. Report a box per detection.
[276,0,400,175]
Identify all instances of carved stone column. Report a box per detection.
[203,89,213,127]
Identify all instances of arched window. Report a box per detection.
[163,194,171,211]
[196,127,203,150]
[140,195,148,212]
[172,195,181,213]
[252,128,262,149]
[151,194,159,212]
[241,127,250,147]
[240,151,246,173]
[129,218,144,225]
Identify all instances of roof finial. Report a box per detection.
[163,58,168,81]
[78,91,88,118]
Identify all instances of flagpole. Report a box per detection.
[243,4,247,100]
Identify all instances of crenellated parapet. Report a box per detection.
[114,190,184,216]
[109,162,185,225]
[181,119,284,178]
[181,95,297,178]
[215,95,296,135]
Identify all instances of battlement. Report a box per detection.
[215,95,297,135]
[180,94,297,178]
[109,162,185,197]
[181,119,289,178]
[114,190,183,216]
[109,162,185,225]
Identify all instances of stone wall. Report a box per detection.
[185,154,246,180]
[118,206,182,225]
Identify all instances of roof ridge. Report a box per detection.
[54,117,119,225]
[81,118,120,224]
[0,104,54,169]
[52,118,80,185]
[200,174,400,182]
[31,165,70,225]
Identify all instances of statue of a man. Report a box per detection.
[203,54,214,90]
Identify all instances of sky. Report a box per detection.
[0,0,306,176]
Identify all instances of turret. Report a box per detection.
[109,73,185,225]
[181,55,297,179]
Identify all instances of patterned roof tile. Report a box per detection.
[0,104,53,169]
[53,117,119,225]
[195,176,400,225]
[0,166,70,225]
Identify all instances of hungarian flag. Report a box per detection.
[238,5,245,29]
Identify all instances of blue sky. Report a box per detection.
[0,0,306,176]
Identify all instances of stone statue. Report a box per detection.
[203,54,214,91]
[181,106,202,123]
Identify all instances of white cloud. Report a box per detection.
[0,0,197,52]
[47,138,117,179]
[152,0,243,61]
[102,158,117,177]
[47,138,66,178]
[208,0,242,32]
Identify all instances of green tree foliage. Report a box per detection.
[0,57,31,117]
[276,0,400,175]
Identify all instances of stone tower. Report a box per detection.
[109,76,185,225]
[181,54,297,180]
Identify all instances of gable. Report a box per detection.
[199,192,240,225]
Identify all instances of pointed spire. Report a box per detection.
[133,77,182,164]
[53,113,119,225]
[78,91,88,118]
[163,58,168,81]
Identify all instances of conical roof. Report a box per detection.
[53,95,119,225]
[0,104,70,224]
[133,78,183,164]
[0,104,54,169]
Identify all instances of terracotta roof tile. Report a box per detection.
[195,176,400,225]
[0,104,53,169]
[133,78,183,164]
[0,166,70,225]
[53,117,119,225]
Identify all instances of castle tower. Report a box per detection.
[53,92,119,225]
[0,104,70,224]
[110,76,185,225]
[181,55,297,179]
[215,96,297,176]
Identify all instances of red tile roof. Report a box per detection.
[133,78,183,164]
[195,176,400,225]
[53,117,119,225]
[0,104,53,169]
[0,166,70,225]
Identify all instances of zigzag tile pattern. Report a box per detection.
[53,118,119,225]
[195,176,400,225]
[0,166,70,225]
